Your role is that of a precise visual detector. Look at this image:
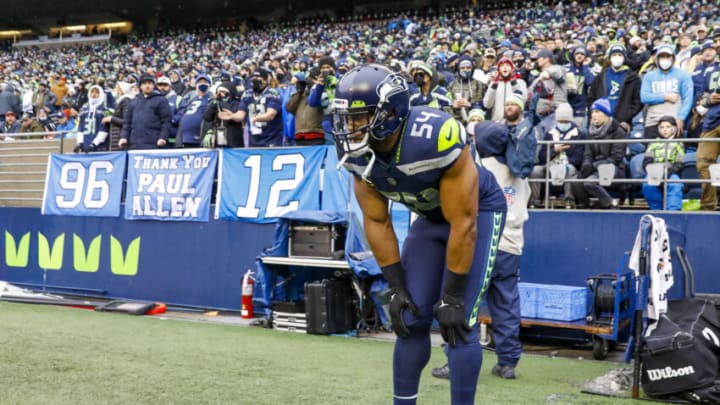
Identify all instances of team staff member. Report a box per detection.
[332,64,506,405]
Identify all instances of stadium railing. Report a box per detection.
[531,137,720,211]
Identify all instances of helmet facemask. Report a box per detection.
[332,103,375,158]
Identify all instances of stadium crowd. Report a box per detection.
[0,0,719,209]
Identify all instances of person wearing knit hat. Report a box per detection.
[530,101,586,209]
[590,98,611,117]
[641,115,685,210]
[484,57,528,122]
[555,102,574,123]
[565,42,595,129]
[448,56,483,124]
[467,108,485,122]
[576,96,627,209]
[504,93,525,111]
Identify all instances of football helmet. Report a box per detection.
[331,64,410,158]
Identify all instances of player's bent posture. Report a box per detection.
[332,64,507,405]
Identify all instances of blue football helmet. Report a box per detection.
[331,64,410,157]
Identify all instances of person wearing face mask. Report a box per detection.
[588,44,642,134]
[218,68,283,147]
[307,55,339,145]
[73,85,110,152]
[447,56,485,124]
[529,102,586,208]
[483,57,528,123]
[641,116,685,210]
[203,82,243,148]
[407,60,452,112]
[103,80,137,150]
[175,73,213,148]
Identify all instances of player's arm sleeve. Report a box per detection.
[439,146,479,275]
[353,176,401,267]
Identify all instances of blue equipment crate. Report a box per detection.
[536,284,589,321]
[518,282,542,318]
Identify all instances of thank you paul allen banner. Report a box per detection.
[216,147,325,223]
[42,152,127,217]
[125,149,218,221]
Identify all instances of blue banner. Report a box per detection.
[124,149,217,222]
[216,147,325,223]
[42,152,126,217]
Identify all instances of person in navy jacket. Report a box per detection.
[118,74,172,150]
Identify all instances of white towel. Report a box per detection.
[629,215,674,320]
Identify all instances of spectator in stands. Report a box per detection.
[641,44,694,140]
[641,116,685,211]
[54,111,76,139]
[203,82,243,148]
[35,108,57,134]
[1,111,20,140]
[73,85,110,153]
[408,60,452,111]
[529,48,567,124]
[626,37,651,72]
[168,70,186,97]
[155,76,180,146]
[574,98,626,209]
[307,55,338,144]
[286,72,324,146]
[118,74,172,150]
[0,83,21,122]
[564,46,595,130]
[51,77,69,111]
[219,68,283,147]
[176,74,213,148]
[448,56,484,124]
[588,44,643,133]
[19,113,44,136]
[632,44,695,182]
[694,55,720,211]
[530,103,585,208]
[483,57,528,123]
[31,82,56,115]
[68,79,87,111]
[103,80,136,151]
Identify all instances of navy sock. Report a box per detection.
[392,325,432,405]
[448,340,483,405]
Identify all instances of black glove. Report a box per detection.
[434,270,471,347]
[73,144,84,153]
[580,162,593,178]
[510,79,518,86]
[382,262,419,338]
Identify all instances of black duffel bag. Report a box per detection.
[641,314,718,398]
[666,299,720,356]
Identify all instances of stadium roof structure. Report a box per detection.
[0,0,427,31]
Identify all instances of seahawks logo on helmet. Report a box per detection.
[376,74,408,106]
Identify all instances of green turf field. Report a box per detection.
[0,302,625,404]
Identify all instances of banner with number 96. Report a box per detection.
[42,152,127,217]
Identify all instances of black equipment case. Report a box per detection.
[304,279,355,335]
[289,221,347,259]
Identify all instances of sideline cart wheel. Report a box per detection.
[592,335,610,360]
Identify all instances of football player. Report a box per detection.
[332,64,507,405]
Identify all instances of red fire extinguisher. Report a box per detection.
[241,270,254,319]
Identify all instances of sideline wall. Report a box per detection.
[0,208,717,310]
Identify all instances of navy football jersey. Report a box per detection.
[342,106,506,222]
